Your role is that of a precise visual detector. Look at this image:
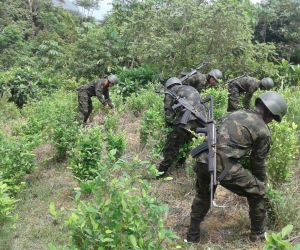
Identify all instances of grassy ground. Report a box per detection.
[1,110,299,250]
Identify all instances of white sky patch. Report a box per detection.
[91,0,262,20]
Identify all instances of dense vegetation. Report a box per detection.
[0,0,300,249]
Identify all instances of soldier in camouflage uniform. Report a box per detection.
[183,69,223,94]
[76,74,118,123]
[157,77,207,178]
[186,91,287,243]
[227,77,274,112]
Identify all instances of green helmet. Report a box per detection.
[165,77,182,89]
[261,77,274,90]
[255,91,287,122]
[107,74,118,84]
[208,69,223,82]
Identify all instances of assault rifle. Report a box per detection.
[180,61,209,83]
[190,95,217,211]
[223,69,260,86]
[155,85,208,126]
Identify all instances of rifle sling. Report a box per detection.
[217,151,234,183]
[190,144,234,183]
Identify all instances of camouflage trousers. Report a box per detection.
[190,160,267,233]
[227,84,240,112]
[77,91,93,123]
[159,121,199,171]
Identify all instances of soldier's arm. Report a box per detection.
[245,92,253,109]
[245,80,260,109]
[164,94,175,126]
[250,136,270,182]
[95,81,108,106]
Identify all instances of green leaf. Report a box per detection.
[47,243,57,250]
[281,225,293,238]
[138,237,144,247]
[128,235,138,248]
[49,202,57,216]
[101,238,114,242]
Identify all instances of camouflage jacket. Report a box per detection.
[198,109,270,180]
[229,76,261,109]
[76,78,113,107]
[182,72,209,93]
[164,85,206,128]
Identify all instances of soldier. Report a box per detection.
[76,74,118,124]
[157,77,207,178]
[183,69,223,94]
[227,77,274,112]
[186,91,287,243]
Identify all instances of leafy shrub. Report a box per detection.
[114,64,155,98]
[65,151,179,249]
[0,182,18,230]
[51,117,79,160]
[119,83,163,115]
[264,225,300,250]
[202,87,228,120]
[17,89,79,159]
[0,96,21,122]
[69,126,104,181]
[266,184,300,230]
[0,67,58,108]
[0,132,36,194]
[104,113,119,131]
[267,121,298,186]
[106,130,127,159]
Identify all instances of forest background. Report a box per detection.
[0,0,300,249]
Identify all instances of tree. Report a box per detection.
[73,0,102,17]
[255,0,300,62]
[107,0,275,76]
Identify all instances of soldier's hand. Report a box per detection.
[105,104,110,109]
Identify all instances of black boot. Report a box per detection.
[176,157,186,168]
[249,219,265,242]
[186,218,201,243]
[156,164,169,179]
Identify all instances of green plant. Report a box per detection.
[69,126,104,180]
[115,64,155,98]
[0,182,18,230]
[0,67,58,108]
[65,151,180,249]
[0,132,36,195]
[267,120,298,186]
[103,113,119,131]
[106,130,127,159]
[264,225,300,250]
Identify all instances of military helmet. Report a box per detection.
[107,74,118,84]
[255,91,287,122]
[208,69,223,82]
[261,77,274,90]
[165,77,182,89]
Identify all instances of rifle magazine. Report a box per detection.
[190,142,208,158]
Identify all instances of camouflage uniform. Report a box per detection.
[190,109,270,234]
[158,85,206,172]
[227,76,261,112]
[183,72,209,94]
[76,78,113,123]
